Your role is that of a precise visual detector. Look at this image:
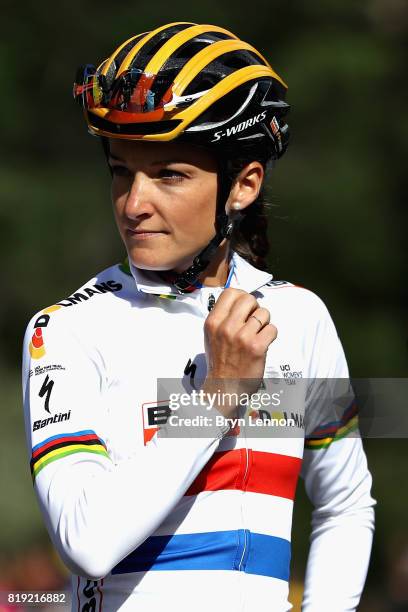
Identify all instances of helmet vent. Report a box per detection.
[128,23,191,72]
[184,50,265,95]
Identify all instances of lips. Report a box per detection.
[125,227,168,239]
[126,227,163,234]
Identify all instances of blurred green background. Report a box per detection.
[1,0,407,609]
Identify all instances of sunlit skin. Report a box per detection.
[108,139,264,287]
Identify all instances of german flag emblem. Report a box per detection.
[29,327,46,359]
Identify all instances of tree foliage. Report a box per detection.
[1,1,407,603]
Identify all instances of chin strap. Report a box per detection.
[170,156,242,294]
[172,211,237,293]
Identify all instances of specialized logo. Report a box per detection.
[32,410,71,431]
[184,358,197,388]
[211,111,267,142]
[38,375,54,414]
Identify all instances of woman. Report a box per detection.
[23,22,375,612]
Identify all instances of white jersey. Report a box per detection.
[22,252,375,612]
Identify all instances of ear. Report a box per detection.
[226,162,264,214]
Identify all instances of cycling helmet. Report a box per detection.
[74,22,290,291]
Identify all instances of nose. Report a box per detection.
[123,172,155,221]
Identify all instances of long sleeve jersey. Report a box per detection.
[22,252,375,612]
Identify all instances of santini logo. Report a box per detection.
[33,411,71,431]
[211,112,267,142]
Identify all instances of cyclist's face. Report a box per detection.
[109,139,219,272]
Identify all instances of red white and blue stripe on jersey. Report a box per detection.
[112,448,302,581]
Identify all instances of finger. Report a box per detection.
[252,324,278,353]
[237,320,278,357]
[213,288,249,312]
[206,288,247,322]
[224,292,259,327]
[245,307,271,331]
[207,289,257,332]
[237,323,278,358]
[236,308,271,342]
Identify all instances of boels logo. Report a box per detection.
[29,280,122,360]
[142,401,171,445]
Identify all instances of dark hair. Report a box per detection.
[218,144,274,272]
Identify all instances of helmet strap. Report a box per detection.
[172,157,240,293]
[172,211,235,293]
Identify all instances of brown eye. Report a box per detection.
[158,169,185,182]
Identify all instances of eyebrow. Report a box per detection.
[153,159,194,167]
[108,153,191,166]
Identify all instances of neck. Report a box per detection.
[197,240,230,287]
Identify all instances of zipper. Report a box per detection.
[237,447,251,571]
[206,288,251,574]
[240,447,250,491]
[237,529,250,572]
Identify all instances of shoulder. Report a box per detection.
[24,261,136,337]
[259,279,332,323]
[259,279,348,377]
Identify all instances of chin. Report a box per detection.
[128,250,191,273]
[129,257,172,272]
[126,236,205,271]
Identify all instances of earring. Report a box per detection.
[232,202,241,211]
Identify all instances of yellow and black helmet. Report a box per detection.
[73,22,290,159]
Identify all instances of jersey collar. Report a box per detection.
[128,251,273,297]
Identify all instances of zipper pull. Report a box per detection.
[207,293,215,312]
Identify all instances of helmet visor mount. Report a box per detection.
[74,64,210,130]
[74,64,171,119]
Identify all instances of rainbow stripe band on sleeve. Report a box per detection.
[304,401,359,450]
[30,430,110,481]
